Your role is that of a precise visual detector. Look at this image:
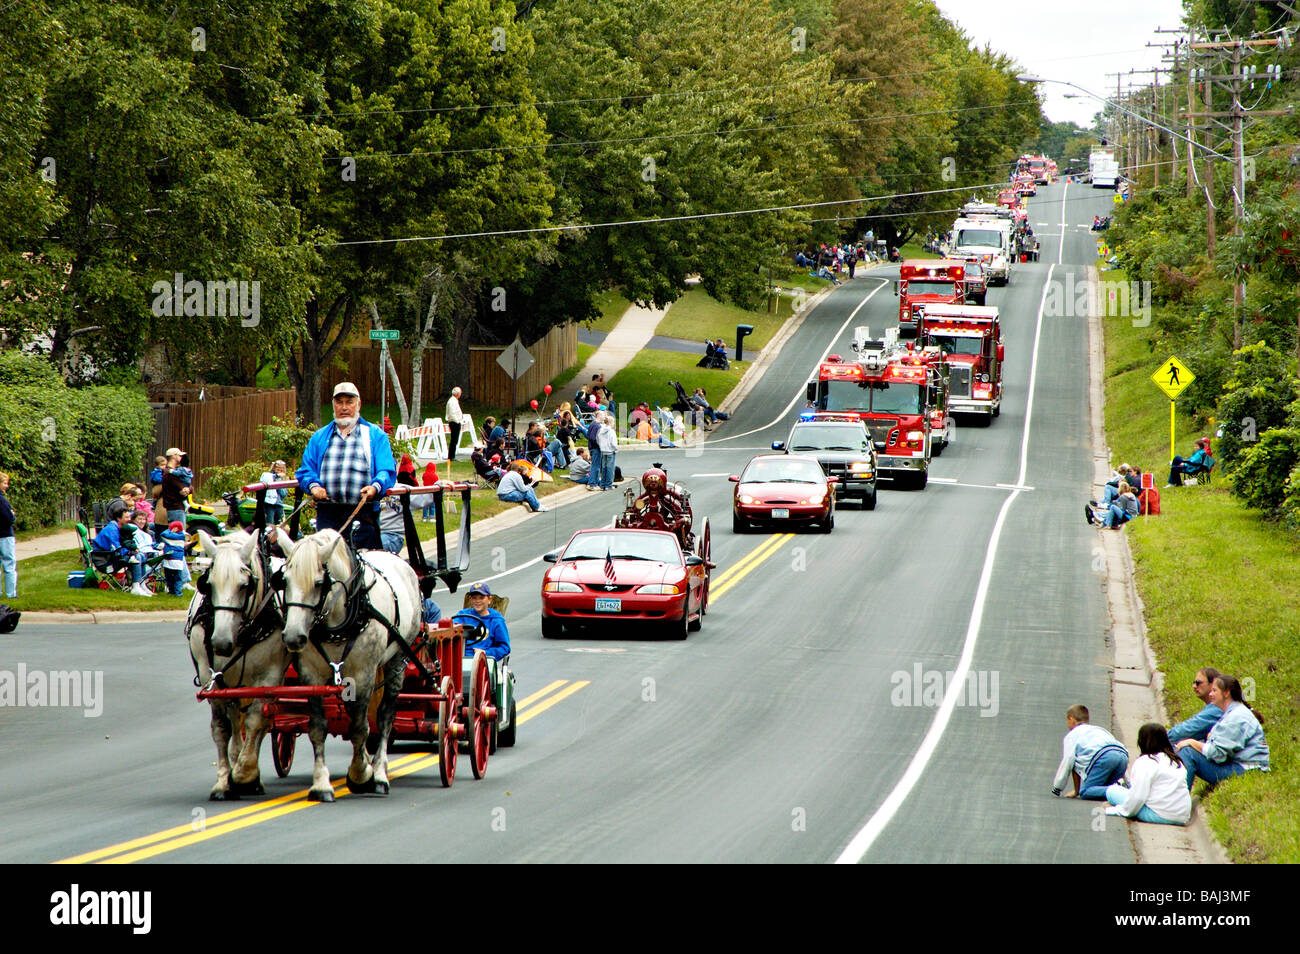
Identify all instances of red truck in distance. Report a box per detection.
[896,259,967,338]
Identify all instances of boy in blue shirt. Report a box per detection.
[1051,704,1129,799]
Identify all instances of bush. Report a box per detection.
[1213,342,1300,471]
[0,383,81,529]
[1232,428,1300,515]
[200,461,267,500]
[68,386,156,499]
[257,415,318,469]
[0,351,62,389]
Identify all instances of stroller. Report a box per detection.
[669,380,708,429]
[696,341,730,371]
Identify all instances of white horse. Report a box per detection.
[188,529,291,800]
[276,528,422,802]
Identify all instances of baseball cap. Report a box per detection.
[466,582,492,598]
[332,381,360,399]
[165,447,186,458]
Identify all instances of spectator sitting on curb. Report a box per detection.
[567,447,592,483]
[1086,481,1137,529]
[1166,437,1214,487]
[1103,724,1192,826]
[1175,674,1269,788]
[496,464,548,513]
[690,387,730,427]
[1096,463,1139,506]
[1167,667,1224,744]
[1051,703,1129,799]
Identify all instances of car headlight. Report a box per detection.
[544,581,581,593]
[806,493,825,505]
[739,494,754,504]
[906,430,924,442]
[979,373,990,382]
[636,584,681,595]
[848,461,873,473]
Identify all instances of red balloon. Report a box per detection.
[530,399,539,409]
[544,384,553,395]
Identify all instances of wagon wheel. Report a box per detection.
[437,676,458,788]
[467,651,491,780]
[271,729,295,779]
[696,515,711,615]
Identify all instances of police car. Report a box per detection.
[772,414,878,509]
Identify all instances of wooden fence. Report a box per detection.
[149,388,298,493]
[322,323,577,411]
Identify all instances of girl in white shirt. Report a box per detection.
[1105,723,1192,825]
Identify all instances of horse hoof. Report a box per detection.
[374,779,389,796]
[228,777,264,797]
[308,787,335,803]
[346,775,377,795]
[209,789,231,802]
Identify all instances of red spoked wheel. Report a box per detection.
[697,515,711,616]
[271,729,295,778]
[467,651,492,780]
[437,676,458,788]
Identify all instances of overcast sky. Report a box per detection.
[934,0,1186,128]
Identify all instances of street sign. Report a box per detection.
[369,329,400,341]
[1151,355,1194,399]
[496,337,535,380]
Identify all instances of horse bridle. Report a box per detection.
[192,533,285,691]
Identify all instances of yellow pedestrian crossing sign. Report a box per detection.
[1152,356,1194,399]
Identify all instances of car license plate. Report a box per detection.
[594,598,621,613]
[772,509,790,519]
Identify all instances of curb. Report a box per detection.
[1087,265,1224,865]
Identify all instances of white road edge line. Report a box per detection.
[699,280,890,445]
[833,259,1056,864]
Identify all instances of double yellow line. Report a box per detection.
[708,533,795,602]
[57,679,589,865]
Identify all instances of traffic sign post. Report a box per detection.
[496,337,535,439]
[370,330,401,427]
[1151,355,1194,463]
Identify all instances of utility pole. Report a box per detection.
[1187,34,1291,347]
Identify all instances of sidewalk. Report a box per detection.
[572,300,671,390]
[17,530,78,560]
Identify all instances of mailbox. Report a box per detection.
[736,324,754,361]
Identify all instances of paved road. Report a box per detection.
[0,183,1132,863]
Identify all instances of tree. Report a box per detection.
[283,0,554,423]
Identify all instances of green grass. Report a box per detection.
[586,289,632,334]
[7,550,192,613]
[606,348,747,412]
[1104,275,1300,863]
[896,241,941,261]
[655,287,787,353]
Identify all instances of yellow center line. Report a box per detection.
[710,533,792,588]
[59,679,587,865]
[710,533,795,602]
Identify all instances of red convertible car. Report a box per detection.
[541,528,708,640]
[730,454,837,533]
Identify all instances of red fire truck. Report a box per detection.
[804,328,942,488]
[918,303,1004,421]
[896,259,967,338]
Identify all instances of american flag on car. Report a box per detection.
[604,547,616,583]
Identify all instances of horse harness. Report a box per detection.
[284,542,422,689]
[188,533,286,691]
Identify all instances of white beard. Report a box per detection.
[334,412,358,430]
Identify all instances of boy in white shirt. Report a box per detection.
[1051,704,1130,800]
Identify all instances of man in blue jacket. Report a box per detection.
[296,382,396,550]
[92,510,147,592]
[1167,667,1224,744]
